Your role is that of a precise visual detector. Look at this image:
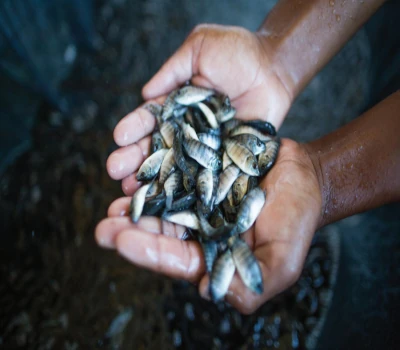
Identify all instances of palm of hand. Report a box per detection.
[96,139,322,314]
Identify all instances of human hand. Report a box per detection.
[107,24,293,195]
[96,139,322,314]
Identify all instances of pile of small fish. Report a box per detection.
[130,85,280,302]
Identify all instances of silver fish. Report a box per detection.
[196,168,214,207]
[176,119,199,141]
[222,118,240,137]
[224,139,260,176]
[196,102,219,129]
[183,139,222,171]
[222,151,233,170]
[170,191,197,212]
[214,165,241,205]
[210,249,236,302]
[146,180,162,198]
[230,125,273,142]
[236,187,266,234]
[159,148,177,184]
[258,138,281,176]
[197,202,236,241]
[136,148,168,181]
[200,239,218,274]
[160,120,178,148]
[151,131,166,153]
[232,174,249,205]
[231,134,266,155]
[130,184,151,223]
[198,133,221,151]
[216,106,236,123]
[161,89,180,121]
[174,86,215,105]
[229,236,263,294]
[164,171,183,209]
[163,210,200,230]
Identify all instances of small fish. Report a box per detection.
[209,206,225,228]
[200,239,218,274]
[151,131,166,153]
[196,102,219,129]
[136,148,169,181]
[231,134,266,155]
[173,129,197,182]
[164,171,183,209]
[146,180,162,198]
[183,172,196,192]
[130,184,151,222]
[222,190,237,223]
[198,132,221,151]
[142,196,166,216]
[222,151,233,170]
[258,138,281,176]
[243,119,277,136]
[144,103,163,126]
[174,86,215,105]
[214,165,241,205]
[210,249,236,302]
[232,174,249,205]
[184,108,195,127]
[176,119,199,141]
[183,138,222,171]
[229,236,263,294]
[170,191,197,212]
[159,148,177,184]
[197,202,236,241]
[236,187,266,234]
[196,168,214,207]
[222,118,241,137]
[216,106,236,123]
[247,176,259,191]
[161,89,180,121]
[163,210,200,230]
[160,120,178,148]
[224,139,260,176]
[230,125,273,142]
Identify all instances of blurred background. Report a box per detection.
[0,0,399,349]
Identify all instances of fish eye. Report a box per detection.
[140,171,145,177]
[257,141,262,146]
[252,162,257,169]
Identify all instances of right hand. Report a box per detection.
[108,24,293,194]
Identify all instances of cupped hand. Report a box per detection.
[96,139,322,314]
[107,24,292,195]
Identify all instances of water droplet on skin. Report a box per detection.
[336,14,341,22]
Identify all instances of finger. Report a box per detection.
[107,136,151,180]
[113,103,158,147]
[107,197,131,217]
[95,215,189,249]
[116,228,205,283]
[121,172,142,196]
[142,33,204,99]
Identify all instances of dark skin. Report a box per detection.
[95,0,399,314]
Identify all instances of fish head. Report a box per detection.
[245,156,260,176]
[255,138,266,154]
[208,156,222,171]
[136,168,149,181]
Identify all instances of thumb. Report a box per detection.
[142,30,205,99]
